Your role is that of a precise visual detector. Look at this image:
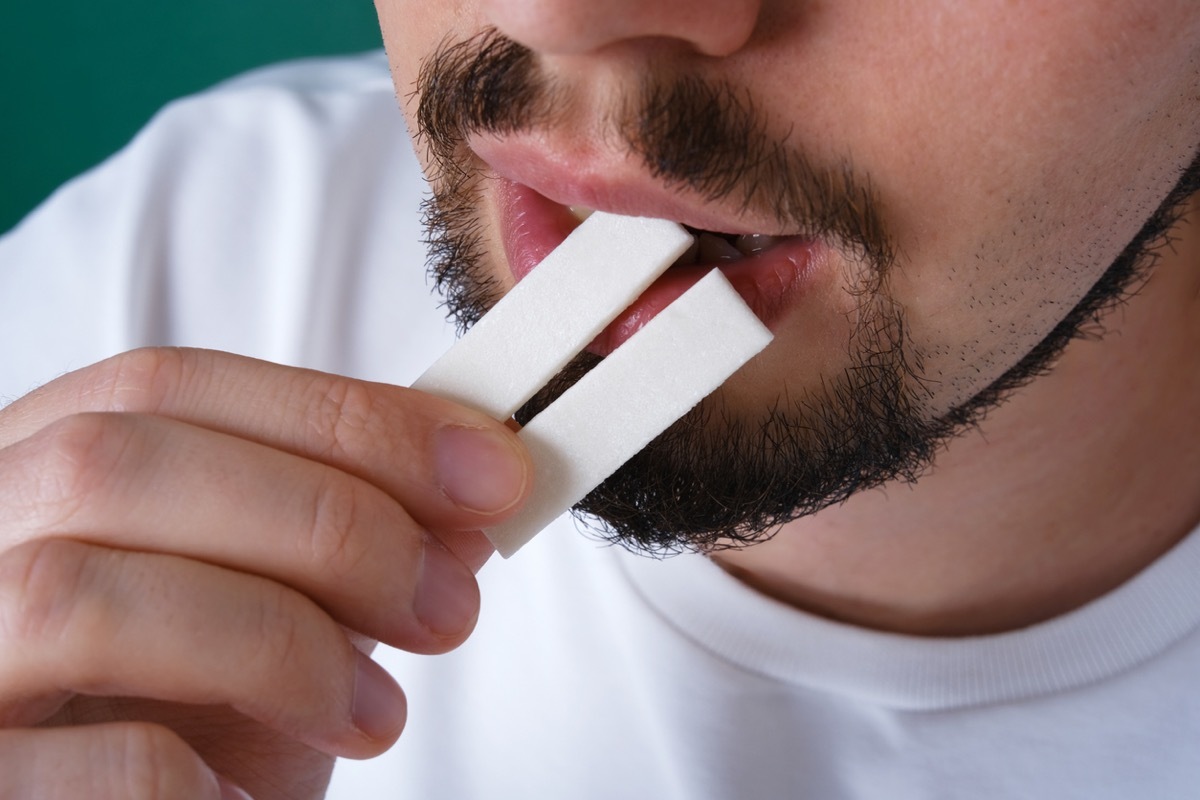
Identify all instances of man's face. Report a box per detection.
[377,0,1200,551]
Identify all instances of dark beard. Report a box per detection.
[416,29,1200,555]
[515,153,1200,554]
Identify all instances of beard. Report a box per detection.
[416,30,1200,555]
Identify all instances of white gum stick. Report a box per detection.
[414,212,773,557]
[412,212,694,420]
[486,269,772,558]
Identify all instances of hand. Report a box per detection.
[0,348,531,799]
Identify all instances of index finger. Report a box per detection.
[1,348,531,533]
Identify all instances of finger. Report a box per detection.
[1,412,480,649]
[0,539,407,758]
[0,723,242,800]
[0,347,531,531]
[436,528,497,574]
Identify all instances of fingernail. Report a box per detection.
[435,425,528,514]
[414,534,480,638]
[351,651,408,741]
[215,775,255,800]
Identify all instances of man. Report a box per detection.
[1,1,1198,797]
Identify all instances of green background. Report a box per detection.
[1,1,383,234]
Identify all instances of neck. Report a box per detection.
[715,197,1200,636]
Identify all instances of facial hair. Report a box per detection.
[415,29,1200,555]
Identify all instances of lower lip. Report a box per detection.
[497,179,821,356]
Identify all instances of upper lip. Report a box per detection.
[468,133,796,237]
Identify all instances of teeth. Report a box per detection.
[568,205,595,222]
[697,232,743,262]
[734,233,781,255]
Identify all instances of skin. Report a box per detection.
[0,351,531,798]
[720,193,1200,635]
[0,0,1196,796]
[381,0,1200,629]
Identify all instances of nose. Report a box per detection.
[480,0,763,58]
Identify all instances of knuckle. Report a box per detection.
[243,582,352,730]
[299,374,385,462]
[0,724,207,800]
[84,347,189,415]
[304,475,371,582]
[0,539,93,646]
[26,413,136,530]
[248,581,308,677]
[105,722,201,800]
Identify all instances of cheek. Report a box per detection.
[376,1,487,159]
[375,1,426,140]
[745,2,1200,410]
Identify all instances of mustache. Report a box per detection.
[416,29,896,274]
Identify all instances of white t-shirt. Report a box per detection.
[3,52,1200,800]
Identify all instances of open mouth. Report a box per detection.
[571,204,785,264]
[499,181,822,356]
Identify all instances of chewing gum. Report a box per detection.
[414,213,773,557]
[413,212,694,419]
[486,269,772,557]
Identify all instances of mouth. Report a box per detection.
[496,178,823,356]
